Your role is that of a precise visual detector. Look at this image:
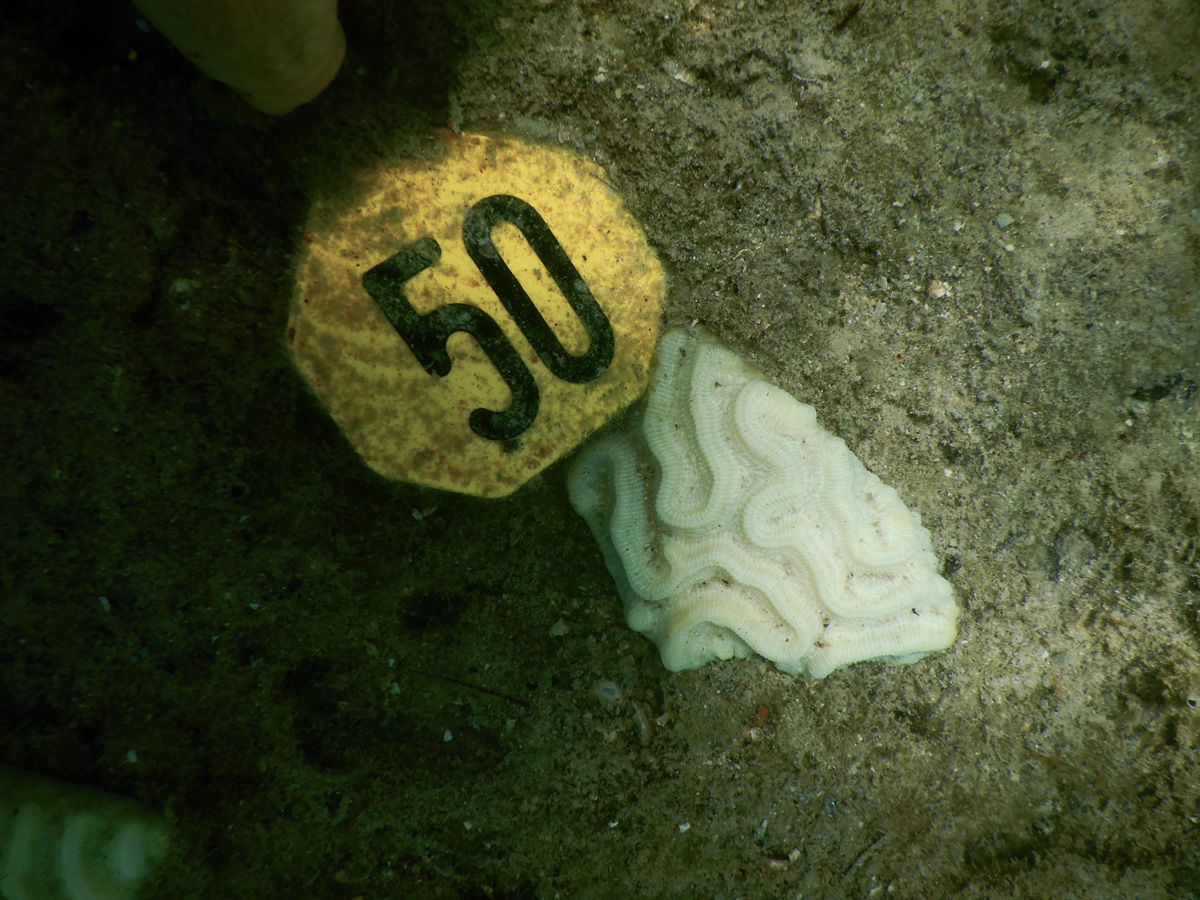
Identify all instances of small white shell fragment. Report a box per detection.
[567,326,960,677]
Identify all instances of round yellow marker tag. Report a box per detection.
[287,132,664,498]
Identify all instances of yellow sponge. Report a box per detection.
[133,0,345,114]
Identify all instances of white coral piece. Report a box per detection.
[568,326,959,677]
[0,767,169,900]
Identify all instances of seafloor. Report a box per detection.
[1,1,1198,898]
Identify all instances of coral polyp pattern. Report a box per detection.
[0,767,168,900]
[568,327,960,677]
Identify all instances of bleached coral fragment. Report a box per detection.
[568,327,959,677]
[0,767,168,900]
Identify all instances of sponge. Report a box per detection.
[133,0,345,114]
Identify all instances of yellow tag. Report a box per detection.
[287,132,664,497]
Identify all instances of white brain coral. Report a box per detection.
[568,326,960,678]
[0,766,169,900]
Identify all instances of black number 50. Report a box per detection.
[361,195,615,442]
